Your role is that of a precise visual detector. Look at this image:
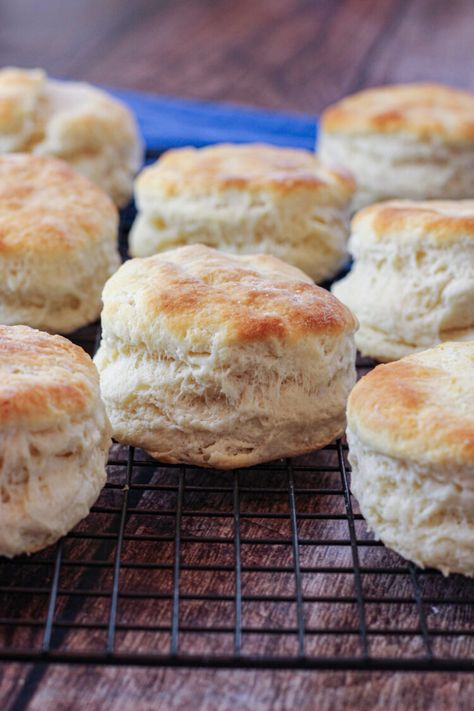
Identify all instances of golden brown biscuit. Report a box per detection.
[0,67,143,206]
[95,244,358,468]
[0,154,121,333]
[347,341,474,576]
[130,143,355,282]
[0,325,111,557]
[332,199,474,361]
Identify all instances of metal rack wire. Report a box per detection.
[0,152,473,670]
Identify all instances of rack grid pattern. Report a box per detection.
[0,156,473,671]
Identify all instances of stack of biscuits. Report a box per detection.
[1,66,473,577]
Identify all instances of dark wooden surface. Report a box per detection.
[2,0,474,113]
[2,1,474,709]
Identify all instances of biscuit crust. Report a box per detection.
[0,324,98,428]
[353,199,474,246]
[101,244,357,349]
[136,143,354,199]
[348,342,474,467]
[321,83,474,142]
[0,154,117,254]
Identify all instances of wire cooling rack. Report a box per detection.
[0,153,473,671]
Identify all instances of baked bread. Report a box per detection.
[0,325,111,557]
[129,143,355,283]
[0,67,143,206]
[347,341,474,576]
[94,244,358,468]
[0,154,121,334]
[332,200,474,362]
[319,83,474,211]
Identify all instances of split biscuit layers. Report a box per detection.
[0,154,121,333]
[0,67,143,206]
[332,199,474,362]
[94,244,358,469]
[347,341,474,576]
[129,143,355,283]
[319,83,474,211]
[0,325,111,557]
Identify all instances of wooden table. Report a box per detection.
[3,0,474,113]
[1,1,474,709]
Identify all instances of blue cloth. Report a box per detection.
[109,88,317,153]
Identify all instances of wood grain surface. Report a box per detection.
[1,0,474,112]
[1,1,474,709]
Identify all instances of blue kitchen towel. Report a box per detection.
[110,88,317,153]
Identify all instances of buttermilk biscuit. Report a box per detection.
[332,200,474,362]
[94,244,358,469]
[347,342,474,576]
[319,83,474,211]
[0,67,143,206]
[129,143,355,283]
[0,154,121,333]
[0,325,111,557]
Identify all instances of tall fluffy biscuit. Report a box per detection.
[0,154,121,333]
[319,83,474,211]
[0,325,111,557]
[0,67,143,206]
[129,143,355,283]
[332,200,474,361]
[347,342,474,576]
[95,244,358,469]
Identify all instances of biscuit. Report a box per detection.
[129,143,355,283]
[0,325,111,557]
[0,154,121,334]
[319,83,474,210]
[94,244,358,468]
[347,341,474,576]
[332,200,474,361]
[0,67,143,206]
